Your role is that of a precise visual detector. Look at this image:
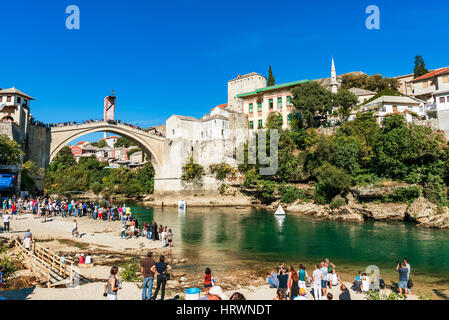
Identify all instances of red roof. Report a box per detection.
[76,141,88,145]
[412,67,449,82]
[99,136,119,141]
[210,103,227,111]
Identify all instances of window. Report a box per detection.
[23,99,28,106]
[249,120,254,129]
[249,103,253,113]
[257,102,262,112]
[172,129,175,135]
[423,81,429,88]
[258,119,263,129]
[287,96,291,105]
[278,116,283,126]
[442,76,449,83]
[287,114,292,124]
[277,97,282,108]
[7,96,11,102]
[440,97,446,104]
[17,97,21,104]
[269,99,273,109]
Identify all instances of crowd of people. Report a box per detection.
[1,195,173,248]
[265,257,412,300]
[29,118,165,137]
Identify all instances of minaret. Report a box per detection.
[330,57,338,94]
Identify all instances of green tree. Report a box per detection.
[414,55,429,79]
[291,82,332,128]
[48,146,76,172]
[136,162,155,193]
[333,89,358,120]
[314,162,352,204]
[0,134,23,165]
[92,140,107,148]
[114,136,136,148]
[181,157,204,181]
[267,65,275,86]
[265,112,283,130]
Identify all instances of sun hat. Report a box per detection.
[208,286,227,300]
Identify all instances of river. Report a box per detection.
[129,205,449,294]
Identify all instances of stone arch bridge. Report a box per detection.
[49,121,172,192]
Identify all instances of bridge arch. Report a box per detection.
[49,122,166,175]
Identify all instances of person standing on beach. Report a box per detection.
[72,220,79,237]
[325,258,336,289]
[288,266,299,300]
[141,252,155,300]
[150,255,172,300]
[277,268,288,298]
[396,261,409,298]
[404,258,411,294]
[106,266,121,300]
[204,267,214,293]
[298,264,308,292]
[167,229,173,247]
[319,262,328,297]
[312,264,323,300]
[2,211,10,234]
[151,221,158,241]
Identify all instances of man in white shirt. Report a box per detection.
[3,212,10,233]
[404,258,411,294]
[312,264,323,300]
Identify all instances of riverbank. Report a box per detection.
[0,212,446,300]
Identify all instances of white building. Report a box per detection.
[356,95,425,124]
[0,87,33,132]
[348,87,376,104]
[411,67,449,102]
[99,135,119,148]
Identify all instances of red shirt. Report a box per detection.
[79,256,85,264]
[204,274,212,285]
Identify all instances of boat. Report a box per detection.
[274,205,285,215]
[178,200,186,212]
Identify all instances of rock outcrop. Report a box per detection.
[406,197,449,229]
[352,203,407,221]
[329,206,364,223]
[285,202,363,223]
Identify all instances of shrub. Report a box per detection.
[120,260,140,282]
[181,157,204,182]
[330,198,346,209]
[381,186,422,204]
[423,175,448,207]
[278,184,306,203]
[314,162,352,204]
[209,163,235,181]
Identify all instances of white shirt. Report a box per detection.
[23,238,31,249]
[312,269,323,285]
[85,256,92,264]
[362,276,370,291]
[3,214,10,222]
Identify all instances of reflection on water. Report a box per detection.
[130,205,449,280]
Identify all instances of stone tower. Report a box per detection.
[227,72,267,112]
[330,57,339,94]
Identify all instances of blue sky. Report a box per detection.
[1,0,449,142]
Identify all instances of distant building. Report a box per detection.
[0,87,33,133]
[394,73,415,96]
[411,67,449,102]
[348,87,376,104]
[99,135,119,148]
[355,95,425,124]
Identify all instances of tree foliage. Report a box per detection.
[291,82,332,128]
[0,134,23,165]
[267,65,275,86]
[414,55,429,79]
[181,157,204,181]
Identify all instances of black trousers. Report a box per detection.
[152,278,167,300]
[3,222,9,232]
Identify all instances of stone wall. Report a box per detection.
[25,125,51,190]
[0,122,26,149]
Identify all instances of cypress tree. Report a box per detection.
[267,65,275,86]
[414,55,429,78]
